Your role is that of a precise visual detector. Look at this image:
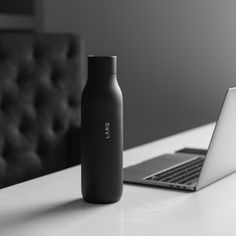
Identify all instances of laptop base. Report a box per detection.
[124,153,205,191]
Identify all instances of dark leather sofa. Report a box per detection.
[0,32,85,188]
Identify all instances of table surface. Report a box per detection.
[1,122,236,236]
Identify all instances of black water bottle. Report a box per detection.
[81,56,123,203]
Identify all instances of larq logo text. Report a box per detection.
[105,122,110,139]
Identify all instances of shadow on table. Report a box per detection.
[0,198,106,233]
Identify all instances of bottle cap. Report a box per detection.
[88,55,117,76]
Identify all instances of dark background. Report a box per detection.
[2,0,236,149]
[0,0,33,15]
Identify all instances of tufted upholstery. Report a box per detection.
[0,32,85,188]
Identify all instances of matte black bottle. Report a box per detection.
[81,56,123,203]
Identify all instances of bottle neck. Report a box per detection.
[87,75,117,83]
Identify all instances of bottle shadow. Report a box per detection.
[0,198,105,233]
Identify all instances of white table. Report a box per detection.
[1,123,236,236]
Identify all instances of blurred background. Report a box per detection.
[2,0,236,149]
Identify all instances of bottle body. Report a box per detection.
[81,56,123,203]
[81,114,123,203]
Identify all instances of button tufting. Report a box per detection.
[2,142,13,160]
[0,93,17,114]
[33,89,50,112]
[33,48,44,60]
[53,115,65,134]
[19,114,36,143]
[36,135,53,158]
[16,71,31,87]
[50,68,65,88]
[0,33,83,188]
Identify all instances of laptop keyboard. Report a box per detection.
[145,157,204,185]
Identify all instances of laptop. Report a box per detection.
[124,87,236,191]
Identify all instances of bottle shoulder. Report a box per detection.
[81,79,123,116]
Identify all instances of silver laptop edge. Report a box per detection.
[124,87,236,191]
[196,87,236,190]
